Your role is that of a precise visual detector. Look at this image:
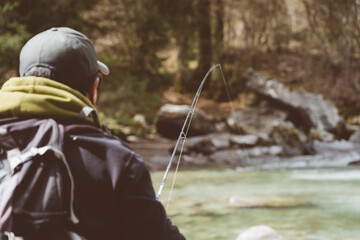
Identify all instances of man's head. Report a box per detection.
[19,27,109,103]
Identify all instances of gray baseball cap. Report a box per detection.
[19,27,109,91]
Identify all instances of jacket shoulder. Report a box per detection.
[65,124,134,152]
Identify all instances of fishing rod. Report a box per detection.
[156,64,222,201]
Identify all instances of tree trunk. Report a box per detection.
[214,0,224,61]
[189,0,212,92]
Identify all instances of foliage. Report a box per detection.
[238,0,290,49]
[99,72,162,136]
[0,0,97,78]
[84,0,173,92]
[302,0,360,58]
[0,2,29,78]
[2,0,360,126]
[95,50,162,126]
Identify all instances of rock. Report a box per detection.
[210,134,232,150]
[228,196,309,208]
[227,105,288,142]
[215,122,228,132]
[309,128,335,142]
[270,122,313,156]
[156,104,215,139]
[231,135,259,147]
[247,146,283,157]
[126,135,139,142]
[209,146,284,165]
[348,160,360,166]
[184,136,216,155]
[245,68,343,135]
[349,129,360,146]
[236,225,285,240]
[209,149,248,165]
[270,122,307,142]
[180,153,210,167]
[133,114,147,127]
[313,140,354,154]
[172,133,232,155]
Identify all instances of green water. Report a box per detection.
[151,168,360,240]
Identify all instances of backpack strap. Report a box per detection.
[77,106,100,128]
[0,127,21,232]
[0,232,24,240]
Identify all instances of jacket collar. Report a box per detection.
[0,76,99,125]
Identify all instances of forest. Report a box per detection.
[1,0,360,133]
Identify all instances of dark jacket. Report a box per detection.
[0,77,186,240]
[64,124,185,240]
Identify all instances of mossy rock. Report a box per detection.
[228,196,310,208]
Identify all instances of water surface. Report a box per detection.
[152,168,360,240]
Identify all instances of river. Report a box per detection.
[151,167,360,240]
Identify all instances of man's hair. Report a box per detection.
[20,27,109,95]
[24,66,54,80]
[24,66,93,94]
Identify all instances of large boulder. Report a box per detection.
[156,104,215,139]
[227,105,288,142]
[245,68,343,135]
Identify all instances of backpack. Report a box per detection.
[0,118,79,239]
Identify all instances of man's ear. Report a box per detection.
[86,77,100,105]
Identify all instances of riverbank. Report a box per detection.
[128,137,360,171]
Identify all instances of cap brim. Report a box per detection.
[97,60,110,76]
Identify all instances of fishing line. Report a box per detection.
[156,64,218,202]
[218,65,250,161]
[165,135,185,211]
[157,64,249,209]
[165,75,207,210]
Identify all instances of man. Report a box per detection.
[0,27,186,240]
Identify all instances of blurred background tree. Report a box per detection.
[0,0,96,79]
[1,0,360,131]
